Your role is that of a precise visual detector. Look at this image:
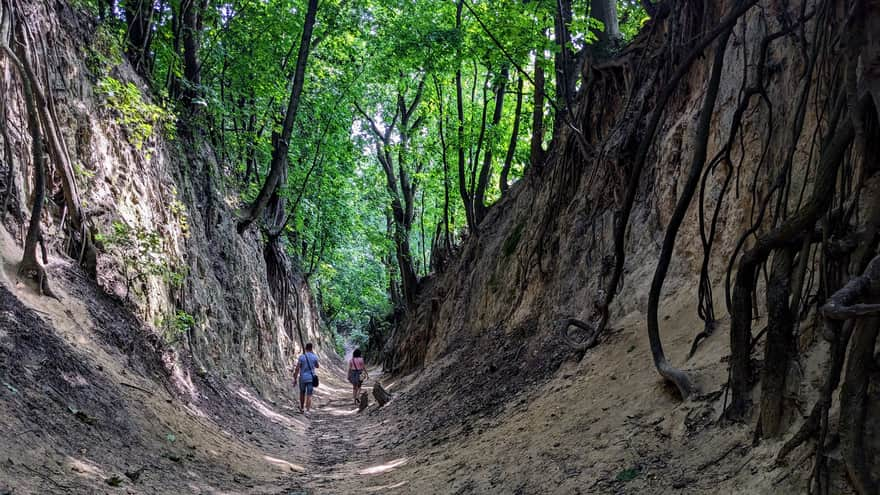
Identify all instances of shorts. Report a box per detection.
[348,370,362,386]
[299,379,314,396]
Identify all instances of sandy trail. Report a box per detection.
[0,226,407,494]
[299,371,413,494]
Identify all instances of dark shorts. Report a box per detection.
[348,370,362,386]
[299,379,314,396]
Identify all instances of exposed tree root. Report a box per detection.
[559,317,598,352]
[16,258,58,299]
[775,319,853,464]
[373,381,391,407]
[727,113,855,419]
[1,0,55,298]
[596,0,760,343]
[643,20,733,400]
[758,248,795,438]
[838,316,879,495]
[822,255,880,495]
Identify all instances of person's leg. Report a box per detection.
[304,382,314,412]
[298,380,305,412]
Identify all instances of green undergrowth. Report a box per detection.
[85,22,123,78]
[96,76,176,151]
[160,310,196,344]
[94,220,187,299]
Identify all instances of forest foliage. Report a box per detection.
[75,0,646,335]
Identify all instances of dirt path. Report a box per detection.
[297,371,410,494]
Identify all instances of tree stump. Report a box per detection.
[358,392,369,412]
[373,382,391,407]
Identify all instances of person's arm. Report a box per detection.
[293,356,301,376]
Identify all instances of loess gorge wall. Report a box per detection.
[391,0,880,475]
[0,0,330,398]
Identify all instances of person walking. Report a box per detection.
[348,348,368,404]
[293,343,319,414]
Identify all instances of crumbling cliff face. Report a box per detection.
[0,0,329,396]
[390,0,880,490]
[0,1,339,492]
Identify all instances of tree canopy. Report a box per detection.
[85,0,648,340]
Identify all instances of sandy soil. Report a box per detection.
[0,227,419,494]
[0,226,845,494]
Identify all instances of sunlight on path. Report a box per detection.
[365,480,410,492]
[358,457,408,475]
[298,367,408,493]
[263,455,305,473]
[236,387,305,430]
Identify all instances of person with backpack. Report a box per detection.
[293,343,319,414]
[347,348,368,405]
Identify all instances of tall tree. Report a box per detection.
[237,0,319,233]
[499,75,523,195]
[474,64,508,224]
[122,0,156,73]
[355,77,425,309]
[180,0,208,112]
[591,0,621,47]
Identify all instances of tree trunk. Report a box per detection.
[598,0,761,362]
[392,210,419,308]
[728,118,854,418]
[644,25,731,399]
[438,87,452,252]
[181,0,207,112]
[529,65,546,171]
[20,25,95,275]
[122,0,155,74]
[590,0,620,47]
[474,64,508,224]
[373,381,391,407]
[455,1,476,232]
[551,0,575,144]
[819,255,880,495]
[758,248,795,438]
[354,80,423,309]
[384,213,403,309]
[237,0,318,233]
[839,314,879,495]
[1,33,52,295]
[499,76,523,195]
